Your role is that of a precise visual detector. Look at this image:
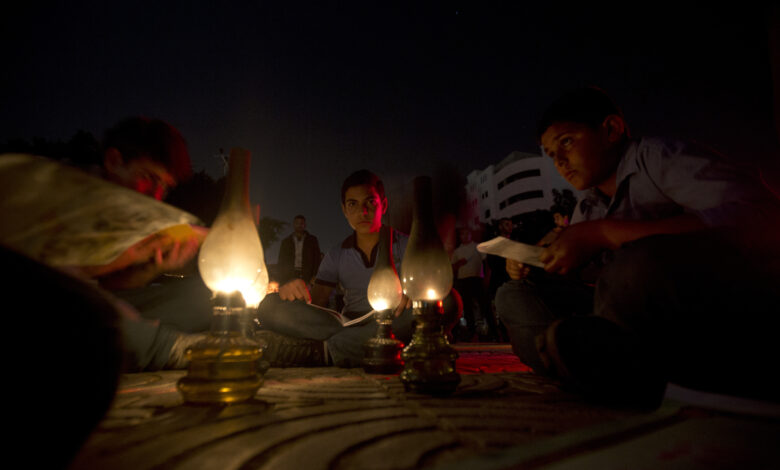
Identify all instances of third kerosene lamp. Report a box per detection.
[399,176,460,395]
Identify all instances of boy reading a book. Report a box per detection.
[95,118,222,373]
[495,87,780,407]
[75,117,211,371]
[256,170,418,367]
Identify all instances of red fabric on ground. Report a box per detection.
[454,343,532,374]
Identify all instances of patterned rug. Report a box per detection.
[453,342,532,374]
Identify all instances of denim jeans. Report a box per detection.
[110,277,214,371]
[495,274,593,372]
[256,293,415,367]
[495,233,780,397]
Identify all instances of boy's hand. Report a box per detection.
[153,236,200,273]
[540,221,608,275]
[506,258,531,280]
[112,226,205,274]
[278,279,312,303]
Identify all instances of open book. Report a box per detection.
[0,153,202,268]
[476,236,546,268]
[307,303,377,327]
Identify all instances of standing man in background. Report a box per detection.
[277,214,321,286]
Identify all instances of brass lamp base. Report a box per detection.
[363,339,404,375]
[362,309,404,374]
[176,332,264,404]
[177,294,265,404]
[399,301,460,395]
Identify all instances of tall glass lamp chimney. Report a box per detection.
[362,227,405,374]
[399,176,460,394]
[176,148,267,404]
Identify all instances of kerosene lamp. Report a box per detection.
[362,226,404,374]
[176,148,268,404]
[399,176,460,394]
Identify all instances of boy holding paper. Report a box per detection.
[495,87,780,407]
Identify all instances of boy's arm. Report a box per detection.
[278,244,337,305]
[97,237,201,289]
[311,283,333,307]
[277,279,335,306]
[541,213,705,275]
[83,229,203,289]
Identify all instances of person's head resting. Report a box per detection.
[293,214,307,235]
[101,117,191,200]
[340,169,387,235]
[537,87,629,192]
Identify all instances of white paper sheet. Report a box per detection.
[476,236,546,268]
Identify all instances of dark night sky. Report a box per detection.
[2,3,778,259]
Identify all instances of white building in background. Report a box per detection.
[465,151,576,228]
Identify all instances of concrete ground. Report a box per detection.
[71,343,780,469]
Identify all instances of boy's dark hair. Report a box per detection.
[294,214,306,221]
[340,169,385,204]
[536,87,626,142]
[102,116,192,182]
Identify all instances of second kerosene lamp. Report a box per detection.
[362,226,405,374]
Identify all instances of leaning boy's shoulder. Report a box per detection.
[632,137,726,164]
[622,137,741,182]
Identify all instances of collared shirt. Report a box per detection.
[315,226,408,315]
[293,233,304,269]
[572,138,778,228]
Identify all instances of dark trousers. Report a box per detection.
[455,276,499,339]
[496,233,780,400]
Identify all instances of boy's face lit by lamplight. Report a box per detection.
[104,149,177,200]
[540,116,625,191]
[342,184,387,235]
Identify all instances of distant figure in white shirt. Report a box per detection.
[277,214,322,286]
[451,227,500,342]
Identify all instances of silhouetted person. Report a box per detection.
[452,227,500,342]
[277,214,321,285]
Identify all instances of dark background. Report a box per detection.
[2,2,778,259]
